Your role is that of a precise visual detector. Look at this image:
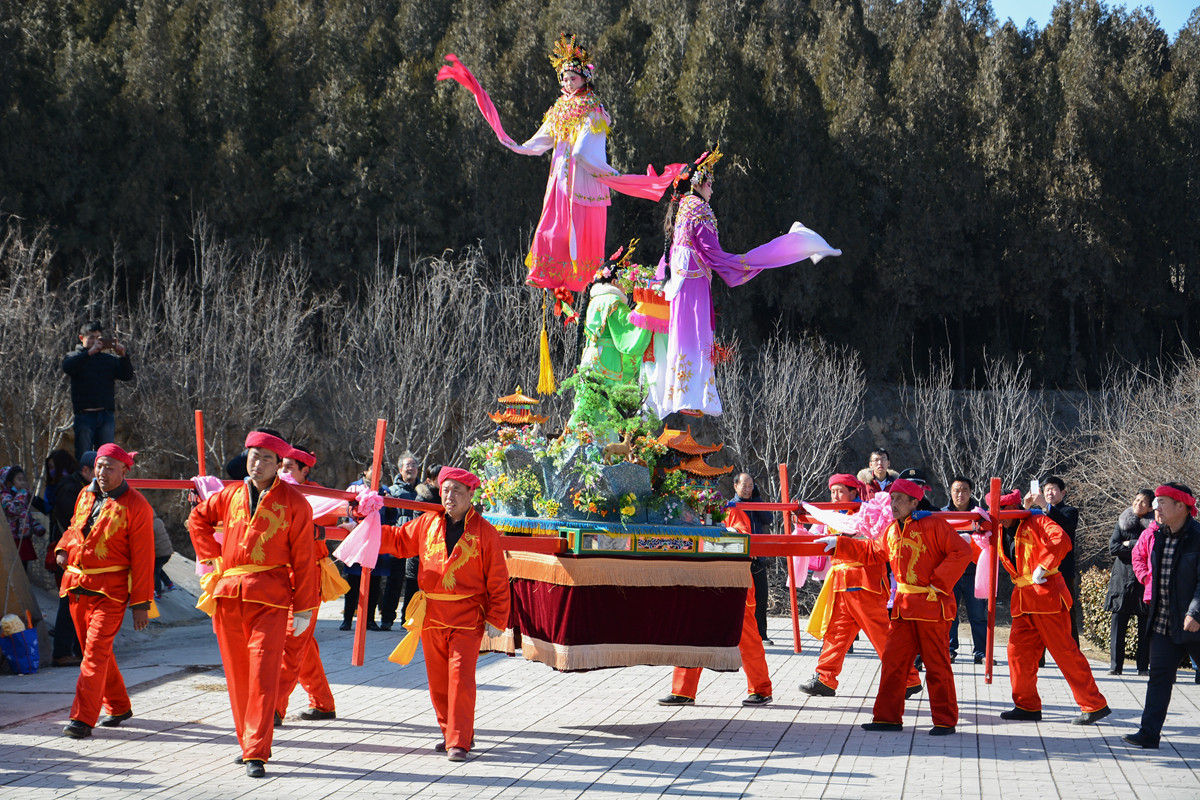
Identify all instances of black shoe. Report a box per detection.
[245,760,266,778]
[63,720,93,739]
[742,693,772,706]
[657,694,695,706]
[1000,708,1042,721]
[1138,669,1149,676]
[861,722,903,732]
[905,684,922,699]
[273,711,283,727]
[914,655,923,672]
[929,725,956,736]
[1122,731,1160,749]
[1073,705,1111,725]
[799,676,835,697]
[299,707,336,721]
[233,755,245,765]
[973,654,985,665]
[1108,668,1122,675]
[366,620,381,631]
[949,652,957,663]
[339,619,352,631]
[380,621,393,631]
[98,710,133,727]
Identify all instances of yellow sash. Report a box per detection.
[195,560,283,616]
[318,557,351,601]
[387,590,476,665]
[805,561,864,640]
[66,564,159,618]
[1015,566,1060,588]
[896,582,946,603]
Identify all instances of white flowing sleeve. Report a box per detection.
[505,119,555,156]
[572,116,617,178]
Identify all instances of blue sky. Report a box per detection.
[989,0,1196,35]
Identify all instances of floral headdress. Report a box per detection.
[670,145,724,199]
[550,33,594,81]
[596,238,639,282]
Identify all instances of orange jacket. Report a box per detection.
[56,482,155,607]
[189,477,318,612]
[380,508,510,631]
[999,514,1072,616]
[838,512,972,621]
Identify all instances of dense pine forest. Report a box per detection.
[1,0,1197,383]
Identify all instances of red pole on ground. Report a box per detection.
[780,464,801,654]
[985,476,1001,684]
[194,410,206,476]
[352,418,388,667]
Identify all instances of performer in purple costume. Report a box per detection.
[651,147,842,417]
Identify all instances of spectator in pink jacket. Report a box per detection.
[1132,522,1159,604]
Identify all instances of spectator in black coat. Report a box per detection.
[61,321,134,460]
[1106,490,1154,675]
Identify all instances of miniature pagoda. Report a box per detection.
[488,386,548,428]
[656,426,733,488]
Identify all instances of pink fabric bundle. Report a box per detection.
[332,490,386,569]
[974,533,994,600]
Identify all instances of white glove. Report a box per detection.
[292,610,314,637]
[816,536,838,553]
[1031,566,1048,585]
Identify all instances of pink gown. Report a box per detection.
[652,195,841,417]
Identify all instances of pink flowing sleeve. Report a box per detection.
[693,221,842,288]
[596,163,687,201]
[436,54,517,146]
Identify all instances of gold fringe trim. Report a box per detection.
[504,551,751,588]
[519,634,742,672]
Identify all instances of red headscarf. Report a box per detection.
[828,473,865,498]
[1156,484,1197,517]
[995,489,1023,509]
[245,431,290,458]
[96,443,136,468]
[437,466,480,492]
[286,447,316,468]
[888,478,927,500]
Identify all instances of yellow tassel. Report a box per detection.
[537,291,556,394]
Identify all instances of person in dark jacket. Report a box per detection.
[1106,490,1153,675]
[1123,483,1200,749]
[61,321,134,460]
[383,452,422,630]
[943,477,988,664]
[727,473,774,644]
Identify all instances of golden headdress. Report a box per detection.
[550,34,594,80]
[691,145,723,185]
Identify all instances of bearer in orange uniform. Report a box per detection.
[800,474,921,699]
[189,430,318,778]
[997,489,1110,724]
[658,505,773,706]
[378,466,509,763]
[56,443,154,739]
[274,445,339,722]
[820,478,971,735]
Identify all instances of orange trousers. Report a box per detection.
[213,598,288,762]
[423,625,484,751]
[817,589,920,691]
[1008,609,1107,713]
[874,617,957,728]
[276,608,335,717]
[68,592,131,726]
[671,584,772,698]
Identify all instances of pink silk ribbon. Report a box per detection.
[332,490,385,569]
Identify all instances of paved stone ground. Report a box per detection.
[2,607,1199,799]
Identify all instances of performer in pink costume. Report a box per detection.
[652,148,842,417]
[436,37,683,293]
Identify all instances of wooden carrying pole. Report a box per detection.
[779,464,802,653]
[194,410,207,476]
[985,477,1001,684]
[352,418,388,667]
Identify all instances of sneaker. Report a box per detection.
[929,725,956,736]
[1000,708,1042,721]
[761,638,774,646]
[1122,731,1160,749]
[63,720,93,739]
[98,710,133,727]
[742,693,772,706]
[905,684,922,699]
[656,694,695,706]
[245,760,266,778]
[1073,706,1111,725]
[861,722,903,732]
[799,676,835,697]
[299,707,336,721]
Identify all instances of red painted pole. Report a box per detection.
[985,477,1001,684]
[779,463,801,654]
[352,418,388,667]
[194,410,206,476]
